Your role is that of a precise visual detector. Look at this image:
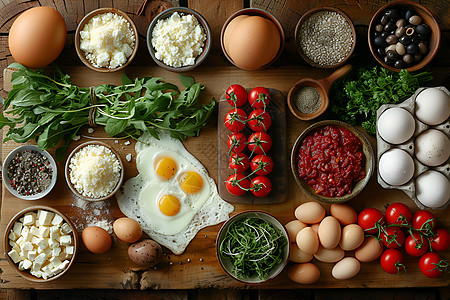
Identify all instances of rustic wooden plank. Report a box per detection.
[0,1,37,32]
[314,289,438,300]
[259,289,313,300]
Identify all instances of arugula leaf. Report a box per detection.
[179,74,195,88]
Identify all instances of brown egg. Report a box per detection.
[330,203,357,225]
[296,227,319,255]
[113,217,142,243]
[227,16,280,70]
[310,223,320,233]
[288,263,320,284]
[82,226,111,254]
[295,202,326,224]
[332,257,360,280]
[9,7,67,69]
[339,224,365,251]
[318,216,341,249]
[223,15,250,54]
[314,246,345,263]
[355,236,383,262]
[289,243,313,263]
[285,220,307,243]
[128,239,162,267]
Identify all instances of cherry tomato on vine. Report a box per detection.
[225,173,249,196]
[248,109,272,132]
[250,176,272,197]
[380,226,405,249]
[229,153,249,173]
[412,210,436,234]
[404,231,429,257]
[247,132,272,154]
[380,249,406,274]
[419,252,448,278]
[248,87,271,109]
[358,208,385,234]
[227,132,246,154]
[430,228,450,252]
[385,202,412,225]
[226,84,247,107]
[224,108,247,132]
[250,155,273,176]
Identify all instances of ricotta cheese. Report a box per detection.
[80,12,135,69]
[151,12,206,68]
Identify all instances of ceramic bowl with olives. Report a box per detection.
[368,0,441,72]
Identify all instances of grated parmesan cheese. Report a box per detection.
[69,145,121,198]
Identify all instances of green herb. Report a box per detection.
[0,63,215,161]
[330,67,433,135]
[219,217,287,280]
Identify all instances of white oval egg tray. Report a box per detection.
[376,86,450,210]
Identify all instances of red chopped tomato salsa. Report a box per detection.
[297,125,366,197]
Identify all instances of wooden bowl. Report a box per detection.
[2,145,57,200]
[75,8,139,72]
[220,8,285,70]
[290,120,375,203]
[146,7,211,72]
[4,206,79,282]
[65,141,124,201]
[294,7,356,69]
[216,211,290,284]
[368,0,441,72]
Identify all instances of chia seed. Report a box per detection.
[294,86,322,114]
[7,150,53,196]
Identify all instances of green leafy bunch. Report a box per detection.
[0,63,215,161]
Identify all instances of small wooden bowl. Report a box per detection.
[4,206,79,282]
[294,7,356,69]
[216,211,290,284]
[291,120,375,203]
[65,141,124,201]
[146,7,211,72]
[220,8,285,70]
[368,0,441,72]
[75,8,139,72]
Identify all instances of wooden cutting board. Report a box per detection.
[1,65,449,289]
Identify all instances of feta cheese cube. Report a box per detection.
[34,253,47,266]
[20,226,30,237]
[49,256,62,268]
[23,213,35,226]
[18,261,25,271]
[37,238,48,250]
[64,246,74,255]
[38,226,50,238]
[48,239,59,249]
[8,250,21,263]
[50,228,60,240]
[19,250,28,260]
[31,236,40,246]
[51,214,64,226]
[22,241,33,251]
[30,270,43,278]
[13,222,23,236]
[9,231,18,241]
[30,226,40,237]
[38,211,54,226]
[22,259,32,270]
[60,223,72,235]
[52,247,61,257]
[10,241,20,253]
[59,235,72,246]
[16,236,24,247]
[27,250,37,261]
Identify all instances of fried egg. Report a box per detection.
[117,132,234,254]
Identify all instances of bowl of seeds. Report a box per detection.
[2,145,57,200]
[294,7,356,68]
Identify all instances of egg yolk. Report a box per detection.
[158,195,181,216]
[180,171,203,194]
[154,157,177,180]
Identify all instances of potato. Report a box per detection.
[128,239,162,267]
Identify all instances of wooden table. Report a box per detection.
[0,0,449,290]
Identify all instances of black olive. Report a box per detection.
[384,22,396,32]
[385,9,400,20]
[381,31,389,39]
[414,53,422,62]
[417,33,429,41]
[377,47,385,57]
[399,35,412,45]
[409,15,422,26]
[396,19,406,28]
[380,15,389,25]
[374,36,386,47]
[375,24,384,32]
[411,35,420,43]
[384,56,395,66]
[406,43,419,55]
[405,9,415,20]
[395,27,406,38]
[386,35,398,44]
[403,54,413,64]
[418,42,428,54]
[394,60,406,69]
[386,50,398,60]
[416,24,431,36]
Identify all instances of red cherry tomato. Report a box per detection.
[226,84,247,107]
[380,226,405,249]
[225,173,249,196]
[250,176,272,197]
[404,231,429,257]
[385,202,412,226]
[224,108,247,132]
[250,155,274,176]
[430,228,450,252]
[229,153,249,173]
[358,208,386,234]
[380,249,406,274]
[248,87,271,109]
[419,252,448,278]
[247,109,272,132]
[247,132,272,155]
[412,210,436,234]
[227,132,246,154]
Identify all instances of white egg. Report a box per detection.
[377,107,415,144]
[415,88,450,125]
[415,129,450,167]
[379,149,415,185]
[416,170,450,208]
